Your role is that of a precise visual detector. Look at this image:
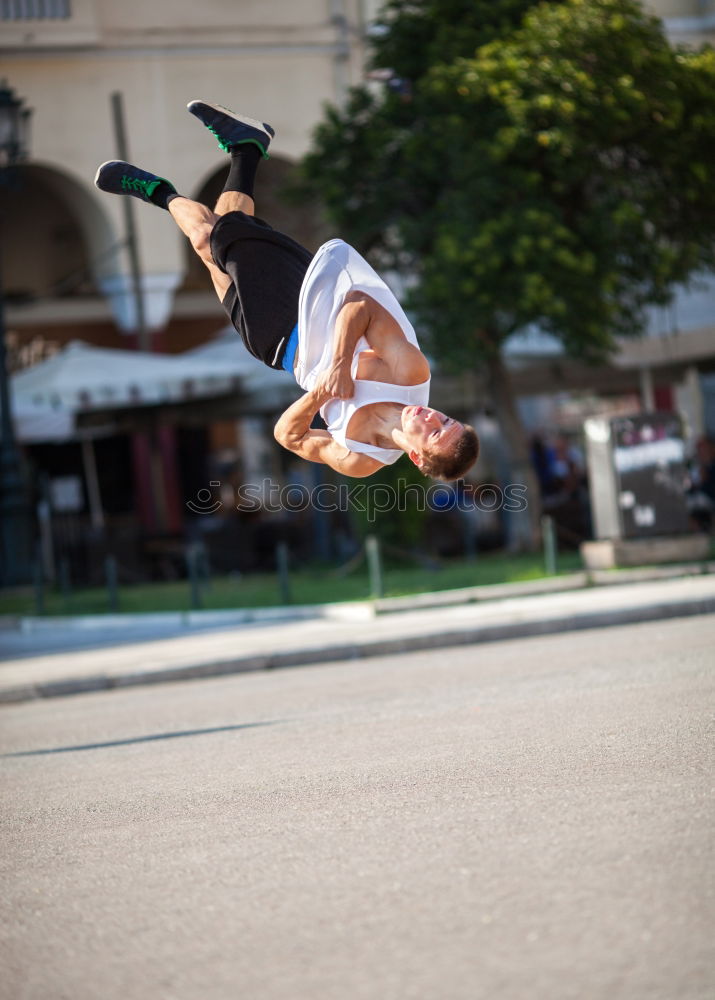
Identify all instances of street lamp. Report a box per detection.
[0,81,33,587]
[0,81,31,167]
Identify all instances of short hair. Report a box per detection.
[419,424,480,481]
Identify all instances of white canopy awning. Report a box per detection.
[10,333,301,442]
[185,327,291,384]
[185,327,298,411]
[10,397,75,443]
[11,340,242,413]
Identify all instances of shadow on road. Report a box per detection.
[1,720,286,757]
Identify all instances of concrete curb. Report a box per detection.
[374,562,715,614]
[2,560,713,633]
[2,588,713,705]
[1,601,374,634]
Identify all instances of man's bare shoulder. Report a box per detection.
[338,290,375,321]
[318,433,391,479]
[286,429,385,478]
[333,447,384,478]
[343,290,373,306]
[340,290,428,383]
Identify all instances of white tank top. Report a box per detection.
[295,240,431,465]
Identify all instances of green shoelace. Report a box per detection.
[120,175,158,198]
[207,124,232,153]
[206,123,268,157]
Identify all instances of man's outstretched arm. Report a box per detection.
[273,382,381,477]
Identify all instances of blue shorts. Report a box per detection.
[281,323,299,373]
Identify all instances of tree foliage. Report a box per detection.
[301,0,715,369]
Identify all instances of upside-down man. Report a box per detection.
[95,101,479,480]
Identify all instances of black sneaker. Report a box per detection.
[94,160,176,202]
[187,100,274,157]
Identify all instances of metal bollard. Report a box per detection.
[198,544,212,592]
[365,535,384,599]
[276,542,291,605]
[33,553,45,616]
[186,545,203,610]
[541,515,557,576]
[58,557,71,611]
[105,555,119,612]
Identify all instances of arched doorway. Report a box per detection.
[0,162,117,305]
[181,154,331,292]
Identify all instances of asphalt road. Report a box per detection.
[1,616,713,1000]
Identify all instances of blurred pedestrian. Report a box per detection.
[687,435,715,532]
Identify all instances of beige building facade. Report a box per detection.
[651,0,715,45]
[2,0,381,349]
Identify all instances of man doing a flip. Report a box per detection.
[95,102,479,480]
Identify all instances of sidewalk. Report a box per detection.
[1,568,713,704]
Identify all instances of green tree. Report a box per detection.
[300,0,715,548]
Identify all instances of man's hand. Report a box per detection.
[315,360,355,400]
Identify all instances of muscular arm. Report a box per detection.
[339,291,429,382]
[318,296,371,398]
[273,383,382,478]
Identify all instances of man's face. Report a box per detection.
[400,405,464,462]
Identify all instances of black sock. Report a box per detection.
[150,181,181,211]
[223,143,263,199]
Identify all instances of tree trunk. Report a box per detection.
[484,349,542,552]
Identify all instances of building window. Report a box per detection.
[0,0,70,19]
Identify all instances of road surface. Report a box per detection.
[1,616,713,1000]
